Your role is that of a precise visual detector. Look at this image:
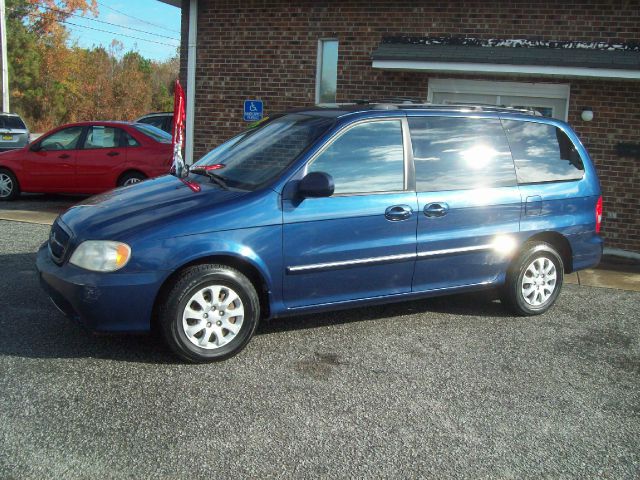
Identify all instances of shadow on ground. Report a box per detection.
[0,193,87,213]
[0,251,510,364]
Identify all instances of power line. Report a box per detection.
[37,4,180,41]
[61,20,180,47]
[96,1,181,35]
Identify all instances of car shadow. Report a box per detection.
[0,251,510,364]
[0,193,87,213]
[257,290,508,336]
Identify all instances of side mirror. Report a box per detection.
[298,171,334,198]
[30,143,41,152]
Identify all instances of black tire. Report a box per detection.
[0,168,20,201]
[501,241,564,316]
[159,264,261,363]
[117,171,146,187]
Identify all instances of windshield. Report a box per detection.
[133,123,172,143]
[191,114,335,189]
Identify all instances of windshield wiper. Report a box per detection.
[189,166,229,190]
[205,171,229,190]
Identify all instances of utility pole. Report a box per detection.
[0,0,9,113]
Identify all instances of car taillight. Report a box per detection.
[595,195,603,233]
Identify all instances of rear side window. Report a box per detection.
[408,117,516,192]
[309,119,405,194]
[83,126,122,149]
[502,120,584,184]
[123,132,140,147]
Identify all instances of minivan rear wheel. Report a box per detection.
[159,264,260,363]
[501,241,564,316]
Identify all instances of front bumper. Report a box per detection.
[36,243,167,333]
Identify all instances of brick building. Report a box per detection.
[162,0,640,252]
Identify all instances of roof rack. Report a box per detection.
[346,100,543,116]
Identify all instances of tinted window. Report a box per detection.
[40,127,84,151]
[503,120,584,184]
[83,126,121,149]
[309,120,404,194]
[0,115,27,130]
[409,117,516,192]
[139,116,166,130]
[133,124,172,143]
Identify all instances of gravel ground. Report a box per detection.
[0,219,638,479]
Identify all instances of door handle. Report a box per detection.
[107,151,120,157]
[424,202,449,218]
[58,153,70,159]
[385,205,413,221]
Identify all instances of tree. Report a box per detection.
[6,0,178,131]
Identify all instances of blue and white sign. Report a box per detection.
[243,100,264,122]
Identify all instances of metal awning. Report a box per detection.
[372,42,640,80]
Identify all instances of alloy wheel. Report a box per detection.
[182,284,245,349]
[521,257,557,306]
[0,173,13,198]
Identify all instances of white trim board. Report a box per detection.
[372,60,640,80]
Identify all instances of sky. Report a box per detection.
[64,0,181,61]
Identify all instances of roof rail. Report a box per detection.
[346,100,543,116]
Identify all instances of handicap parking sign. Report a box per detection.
[243,100,264,122]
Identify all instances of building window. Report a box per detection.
[316,39,339,105]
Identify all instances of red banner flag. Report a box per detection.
[171,80,186,176]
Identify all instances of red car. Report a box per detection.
[0,121,173,200]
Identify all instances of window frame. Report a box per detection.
[315,39,339,106]
[303,116,413,196]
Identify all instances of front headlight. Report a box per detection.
[69,241,131,272]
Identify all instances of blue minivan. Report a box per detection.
[37,104,603,362]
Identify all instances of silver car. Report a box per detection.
[0,113,30,151]
[135,112,173,134]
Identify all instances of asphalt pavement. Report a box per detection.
[0,219,639,479]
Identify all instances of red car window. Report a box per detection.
[83,126,123,149]
[40,127,84,151]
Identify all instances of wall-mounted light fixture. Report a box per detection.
[581,108,594,122]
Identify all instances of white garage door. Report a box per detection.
[428,79,570,121]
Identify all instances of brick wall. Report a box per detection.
[181,0,640,251]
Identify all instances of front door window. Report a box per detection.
[39,127,84,151]
[308,119,405,194]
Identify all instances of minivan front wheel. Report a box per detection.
[159,264,260,363]
[502,242,564,316]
